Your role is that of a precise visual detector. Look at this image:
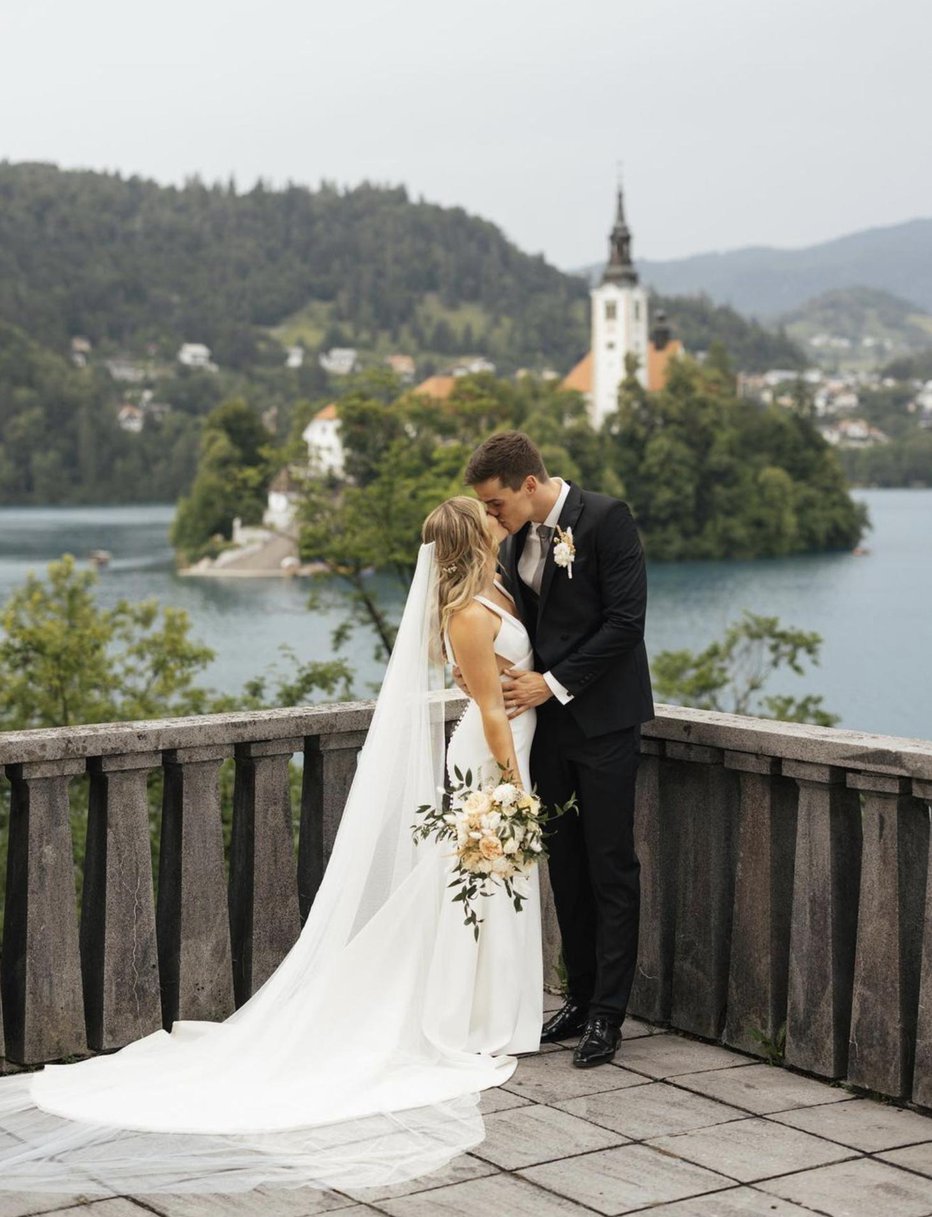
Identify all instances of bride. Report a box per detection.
[0,496,542,1194]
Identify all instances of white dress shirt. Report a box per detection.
[517,478,574,705]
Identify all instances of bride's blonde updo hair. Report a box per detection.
[422,496,498,644]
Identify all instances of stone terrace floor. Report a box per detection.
[3,993,932,1217]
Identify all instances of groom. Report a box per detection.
[464,431,654,1067]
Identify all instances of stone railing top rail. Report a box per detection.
[0,695,930,779]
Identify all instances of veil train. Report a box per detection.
[0,542,518,1193]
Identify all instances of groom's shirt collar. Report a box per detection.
[541,478,571,530]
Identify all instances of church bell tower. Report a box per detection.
[590,183,650,425]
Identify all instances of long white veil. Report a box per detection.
[0,542,517,1193]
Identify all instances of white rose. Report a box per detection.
[554,541,572,566]
[463,790,492,815]
[503,838,519,854]
[492,783,517,807]
[491,856,514,877]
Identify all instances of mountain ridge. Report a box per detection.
[574,217,932,318]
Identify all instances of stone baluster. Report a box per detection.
[298,731,366,921]
[906,777,932,1108]
[846,773,928,1097]
[666,742,737,1039]
[229,738,302,1006]
[81,752,162,1051]
[628,739,674,1023]
[784,761,861,1078]
[1,759,87,1064]
[723,752,797,1056]
[158,745,235,1027]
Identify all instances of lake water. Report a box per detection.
[0,490,929,741]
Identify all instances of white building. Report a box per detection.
[178,343,218,371]
[319,347,358,376]
[302,403,345,477]
[285,345,304,369]
[562,184,682,423]
[117,403,144,433]
[588,187,650,425]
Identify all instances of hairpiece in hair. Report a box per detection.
[442,562,458,576]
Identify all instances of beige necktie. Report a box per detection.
[531,524,552,594]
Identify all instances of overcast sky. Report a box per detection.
[2,0,929,268]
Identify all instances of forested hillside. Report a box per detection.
[0,162,589,370]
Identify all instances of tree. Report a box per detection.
[608,355,867,559]
[0,555,353,730]
[0,555,215,729]
[652,612,839,726]
[170,397,276,561]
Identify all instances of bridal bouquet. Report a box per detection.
[412,766,575,939]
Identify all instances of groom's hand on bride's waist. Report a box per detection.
[451,664,471,698]
[502,669,553,717]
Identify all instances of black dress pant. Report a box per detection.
[531,706,641,1020]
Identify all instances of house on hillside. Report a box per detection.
[319,348,358,376]
[178,343,218,372]
[263,467,306,532]
[820,418,889,448]
[302,403,345,477]
[117,403,144,433]
[386,354,416,382]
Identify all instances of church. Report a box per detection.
[562,184,682,427]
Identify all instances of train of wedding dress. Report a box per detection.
[0,542,542,1194]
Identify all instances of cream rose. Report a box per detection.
[479,834,504,860]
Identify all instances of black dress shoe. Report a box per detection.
[572,1016,622,1068]
[540,998,589,1044]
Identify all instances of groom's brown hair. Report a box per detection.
[464,431,549,490]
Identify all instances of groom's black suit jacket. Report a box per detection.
[501,482,654,738]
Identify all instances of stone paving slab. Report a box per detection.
[769,1097,932,1152]
[518,1142,734,1215]
[648,1114,854,1182]
[377,1171,594,1216]
[478,1085,532,1114]
[337,1153,497,1203]
[471,1103,628,1170]
[757,1156,932,1217]
[137,1187,356,1216]
[554,1080,750,1139]
[18,1204,151,1217]
[0,1196,104,1217]
[673,1061,851,1114]
[879,1143,932,1178]
[633,1184,823,1216]
[501,1049,647,1103]
[612,1034,757,1079]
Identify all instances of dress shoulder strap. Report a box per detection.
[473,594,508,621]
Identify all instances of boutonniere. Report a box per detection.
[553,525,576,579]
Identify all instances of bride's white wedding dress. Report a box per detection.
[0,544,542,1194]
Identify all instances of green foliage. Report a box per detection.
[609,356,868,559]
[170,398,277,561]
[652,612,839,726]
[0,555,216,728]
[653,293,806,373]
[0,555,353,935]
[747,1021,786,1065]
[839,431,932,488]
[297,373,601,658]
[0,322,200,504]
[0,163,589,372]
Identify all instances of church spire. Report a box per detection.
[602,182,639,286]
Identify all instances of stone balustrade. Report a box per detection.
[0,699,930,1110]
